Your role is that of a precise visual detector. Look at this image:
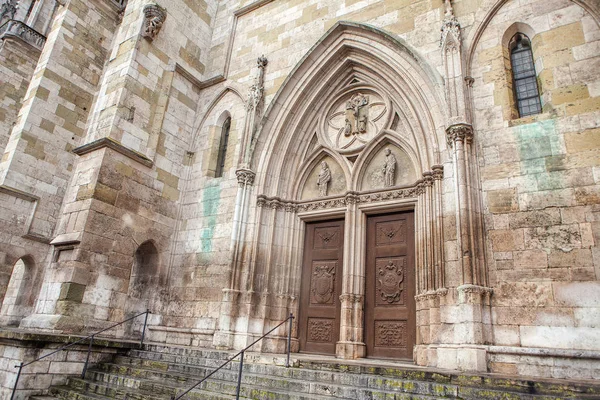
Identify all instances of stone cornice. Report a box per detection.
[73,137,153,168]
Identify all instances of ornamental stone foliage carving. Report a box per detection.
[325,89,388,154]
[446,123,473,146]
[235,168,255,186]
[142,4,166,41]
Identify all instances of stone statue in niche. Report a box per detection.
[344,93,370,136]
[317,161,331,197]
[142,4,167,41]
[382,148,396,187]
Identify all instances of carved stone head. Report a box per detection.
[142,4,167,41]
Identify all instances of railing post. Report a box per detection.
[10,362,23,400]
[286,313,293,368]
[81,335,94,379]
[141,309,150,347]
[235,351,245,400]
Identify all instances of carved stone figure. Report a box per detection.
[317,161,331,197]
[382,148,396,187]
[344,93,369,136]
[142,4,167,41]
[0,0,17,25]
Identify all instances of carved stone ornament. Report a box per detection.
[378,260,404,303]
[142,4,166,41]
[446,123,473,147]
[440,0,461,48]
[247,55,268,111]
[235,168,255,186]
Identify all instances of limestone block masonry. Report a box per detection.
[0,0,599,396]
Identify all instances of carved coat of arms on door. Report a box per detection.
[311,263,336,304]
[377,259,404,304]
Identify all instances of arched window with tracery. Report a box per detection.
[509,33,542,117]
[215,117,231,178]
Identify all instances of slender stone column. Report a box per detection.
[336,193,365,359]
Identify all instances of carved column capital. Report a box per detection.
[142,4,167,41]
[432,165,444,180]
[446,123,473,147]
[236,168,255,187]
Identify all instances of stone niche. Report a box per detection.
[300,156,347,200]
[360,145,417,190]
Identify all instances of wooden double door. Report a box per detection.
[298,212,415,360]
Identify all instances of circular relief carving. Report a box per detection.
[323,88,389,155]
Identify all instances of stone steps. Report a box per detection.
[29,344,600,399]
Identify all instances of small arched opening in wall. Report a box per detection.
[128,240,161,309]
[0,256,40,326]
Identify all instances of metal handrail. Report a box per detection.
[172,313,295,400]
[10,309,151,400]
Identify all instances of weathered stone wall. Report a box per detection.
[470,0,600,379]
[0,39,39,155]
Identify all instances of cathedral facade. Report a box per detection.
[0,0,599,389]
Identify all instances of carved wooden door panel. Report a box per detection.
[365,212,415,359]
[298,219,344,354]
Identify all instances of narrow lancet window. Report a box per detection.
[510,33,542,117]
[215,117,231,178]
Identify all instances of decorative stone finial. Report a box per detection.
[247,55,268,111]
[440,0,461,48]
[142,4,167,41]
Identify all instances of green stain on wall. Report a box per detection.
[515,119,563,189]
[200,182,221,254]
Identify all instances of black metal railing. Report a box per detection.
[172,313,295,400]
[10,309,151,400]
